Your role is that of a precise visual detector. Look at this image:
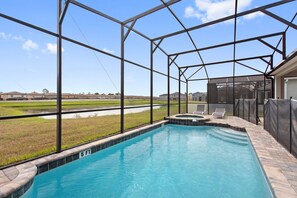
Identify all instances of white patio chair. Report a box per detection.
[193,105,206,115]
[212,108,226,118]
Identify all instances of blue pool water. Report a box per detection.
[22,125,272,198]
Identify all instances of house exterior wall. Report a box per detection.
[159,95,167,100]
[285,78,297,99]
[188,94,192,101]
[0,93,27,100]
[192,92,206,102]
[275,76,283,99]
[271,51,297,99]
[159,93,186,101]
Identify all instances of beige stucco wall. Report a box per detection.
[275,76,283,99]
[271,51,297,99]
[285,78,297,99]
[273,58,297,99]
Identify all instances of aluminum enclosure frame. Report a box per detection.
[0,0,296,167]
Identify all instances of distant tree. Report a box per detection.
[42,88,49,94]
[108,93,114,95]
[115,92,120,95]
[94,92,99,95]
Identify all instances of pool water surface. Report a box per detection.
[22,125,272,198]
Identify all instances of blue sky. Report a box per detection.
[0,0,296,96]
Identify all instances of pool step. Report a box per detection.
[209,132,248,145]
[212,129,248,141]
[217,128,247,138]
[209,129,248,145]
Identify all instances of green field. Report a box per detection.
[0,100,185,167]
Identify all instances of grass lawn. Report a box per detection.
[0,100,185,167]
[188,101,207,104]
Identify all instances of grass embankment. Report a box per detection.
[0,100,184,166]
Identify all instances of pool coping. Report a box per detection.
[168,113,210,122]
[1,116,297,197]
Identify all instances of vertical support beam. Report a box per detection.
[276,99,279,141]
[232,0,238,116]
[242,99,244,119]
[290,97,292,152]
[263,74,266,100]
[282,32,286,60]
[207,82,210,115]
[178,69,181,114]
[59,0,70,24]
[271,55,274,70]
[56,0,62,152]
[167,56,170,116]
[186,80,189,113]
[263,75,266,127]
[150,41,153,124]
[266,76,274,99]
[271,77,275,99]
[248,99,249,122]
[254,97,256,125]
[225,82,228,103]
[248,82,251,99]
[232,71,235,114]
[237,99,239,117]
[120,24,125,133]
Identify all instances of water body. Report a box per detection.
[42,105,161,119]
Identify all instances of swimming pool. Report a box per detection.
[22,125,272,197]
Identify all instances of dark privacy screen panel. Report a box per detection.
[239,99,244,119]
[277,100,291,151]
[208,75,272,105]
[244,100,249,121]
[235,99,239,117]
[264,99,297,157]
[264,100,270,132]
[249,100,257,124]
[270,99,278,139]
[292,100,297,157]
[234,99,257,125]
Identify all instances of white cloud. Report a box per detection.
[0,32,24,41]
[184,0,261,23]
[185,6,201,18]
[22,39,39,51]
[0,32,25,41]
[102,48,115,54]
[0,32,11,40]
[12,35,25,41]
[45,43,64,54]
[243,11,264,20]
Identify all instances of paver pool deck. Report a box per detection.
[0,116,296,197]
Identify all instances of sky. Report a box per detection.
[0,0,296,96]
